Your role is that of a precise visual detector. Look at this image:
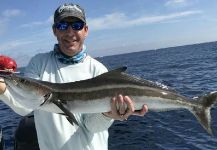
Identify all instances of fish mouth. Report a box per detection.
[0,74,12,81]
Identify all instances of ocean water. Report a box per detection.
[1,41,217,149]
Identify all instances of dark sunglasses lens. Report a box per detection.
[56,22,69,30]
[71,22,84,30]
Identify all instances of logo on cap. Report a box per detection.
[58,5,82,14]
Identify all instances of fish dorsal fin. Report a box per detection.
[85,66,128,83]
[106,66,127,74]
[94,66,128,81]
[97,66,173,91]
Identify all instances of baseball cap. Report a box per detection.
[54,3,86,24]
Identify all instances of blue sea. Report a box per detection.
[1,41,217,150]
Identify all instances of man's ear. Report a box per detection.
[84,25,89,37]
[52,25,57,36]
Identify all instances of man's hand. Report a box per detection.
[0,78,6,94]
[103,95,148,121]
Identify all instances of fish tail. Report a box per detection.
[192,92,217,135]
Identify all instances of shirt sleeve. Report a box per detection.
[0,88,33,116]
[83,113,113,133]
[24,54,43,79]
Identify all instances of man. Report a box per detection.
[0,3,148,150]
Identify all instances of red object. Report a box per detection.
[0,55,17,72]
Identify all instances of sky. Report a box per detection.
[1,0,217,66]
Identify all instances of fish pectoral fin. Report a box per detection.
[110,66,127,73]
[40,93,53,106]
[66,116,77,125]
[52,99,79,126]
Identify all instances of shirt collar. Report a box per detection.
[54,44,87,64]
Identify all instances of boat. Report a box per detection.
[1,115,39,150]
[14,115,39,150]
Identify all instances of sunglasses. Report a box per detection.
[55,21,85,31]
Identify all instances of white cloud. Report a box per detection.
[165,0,188,6]
[2,9,22,18]
[20,15,53,28]
[0,9,23,35]
[88,10,202,31]
[88,12,126,30]
[0,40,34,52]
[164,0,197,7]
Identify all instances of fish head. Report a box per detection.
[0,74,49,98]
[0,73,50,109]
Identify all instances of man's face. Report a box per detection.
[53,17,88,56]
